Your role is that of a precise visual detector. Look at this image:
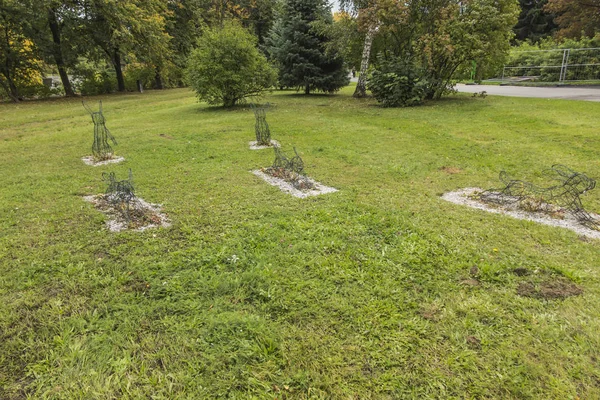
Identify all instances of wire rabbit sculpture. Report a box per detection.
[480,165,599,229]
[83,101,117,161]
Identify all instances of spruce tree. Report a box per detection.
[513,0,556,43]
[268,0,349,94]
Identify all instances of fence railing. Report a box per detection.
[501,48,600,83]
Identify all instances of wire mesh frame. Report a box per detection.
[479,165,599,230]
[102,169,138,221]
[250,103,272,146]
[83,101,117,161]
[501,47,600,83]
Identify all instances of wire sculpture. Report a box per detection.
[479,165,599,229]
[251,103,272,146]
[272,146,304,174]
[264,146,315,190]
[83,101,117,161]
[102,169,138,221]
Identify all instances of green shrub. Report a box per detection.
[72,61,116,95]
[367,58,429,107]
[185,21,277,107]
[124,63,155,91]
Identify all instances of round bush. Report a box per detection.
[186,22,277,107]
[367,58,428,107]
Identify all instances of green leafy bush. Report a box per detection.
[72,61,116,95]
[186,22,277,107]
[123,63,156,91]
[17,81,62,99]
[367,58,428,107]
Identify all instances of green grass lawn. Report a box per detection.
[1,86,600,399]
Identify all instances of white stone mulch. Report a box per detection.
[249,140,280,150]
[441,187,600,240]
[252,170,338,198]
[82,156,125,166]
[84,195,171,232]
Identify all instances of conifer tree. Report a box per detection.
[268,0,348,94]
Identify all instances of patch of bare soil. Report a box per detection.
[84,195,170,232]
[512,267,531,276]
[420,304,442,321]
[466,335,481,348]
[517,277,583,300]
[122,274,151,294]
[440,166,463,174]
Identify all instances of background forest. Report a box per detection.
[1,0,599,102]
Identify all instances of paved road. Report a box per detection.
[456,84,600,102]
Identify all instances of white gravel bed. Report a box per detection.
[249,140,280,150]
[82,156,125,166]
[441,187,600,240]
[252,170,338,198]
[84,195,171,232]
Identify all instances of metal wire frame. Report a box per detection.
[272,146,304,174]
[479,165,599,230]
[83,101,117,161]
[251,103,272,146]
[102,169,138,221]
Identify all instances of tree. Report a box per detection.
[185,21,277,107]
[416,0,519,98]
[545,0,600,38]
[24,0,82,96]
[338,0,378,98]
[314,11,364,72]
[0,0,43,102]
[359,0,517,101]
[513,0,556,42]
[164,0,207,87]
[354,24,376,97]
[267,0,349,94]
[80,0,171,92]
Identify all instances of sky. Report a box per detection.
[331,0,341,12]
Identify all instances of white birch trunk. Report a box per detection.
[353,25,377,98]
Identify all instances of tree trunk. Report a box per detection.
[47,8,75,96]
[304,82,310,95]
[154,67,163,89]
[113,49,125,92]
[1,25,20,102]
[0,75,19,102]
[353,25,377,98]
